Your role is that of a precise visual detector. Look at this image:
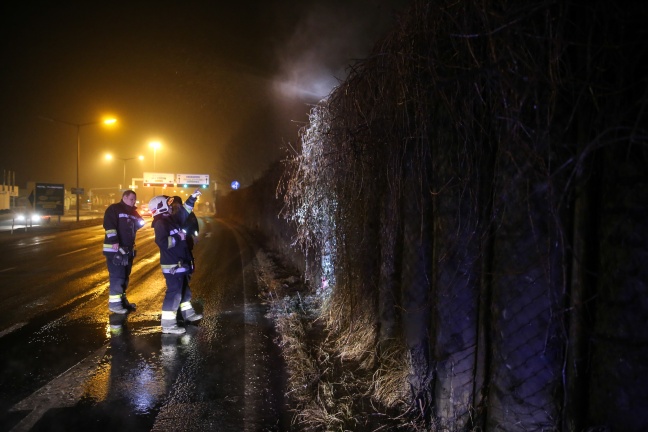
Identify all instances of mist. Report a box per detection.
[0,1,411,190]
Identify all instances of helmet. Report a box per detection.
[149,195,173,217]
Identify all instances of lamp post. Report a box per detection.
[40,116,117,222]
[149,141,161,196]
[105,154,144,190]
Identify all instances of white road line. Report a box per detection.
[0,267,15,273]
[10,345,108,432]
[0,322,27,338]
[57,247,88,257]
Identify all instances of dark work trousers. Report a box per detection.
[106,255,133,299]
[161,272,195,327]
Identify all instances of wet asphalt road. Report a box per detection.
[0,216,289,431]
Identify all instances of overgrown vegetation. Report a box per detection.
[227,0,648,430]
[256,248,420,431]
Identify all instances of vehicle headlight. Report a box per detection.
[16,214,25,221]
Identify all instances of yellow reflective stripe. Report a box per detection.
[180,302,192,311]
[109,294,122,303]
[106,229,117,234]
[167,236,175,249]
[161,311,176,320]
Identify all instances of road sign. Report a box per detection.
[35,183,65,216]
[176,173,210,186]
[143,172,175,184]
[71,187,84,195]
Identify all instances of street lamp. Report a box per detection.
[40,116,117,222]
[149,141,161,170]
[105,154,144,189]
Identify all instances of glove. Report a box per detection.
[191,189,202,199]
[112,252,130,266]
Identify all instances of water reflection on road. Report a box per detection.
[0,217,289,432]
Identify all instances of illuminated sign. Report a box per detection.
[143,172,175,185]
[176,173,210,186]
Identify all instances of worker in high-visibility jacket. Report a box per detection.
[149,189,203,334]
[103,189,146,314]
[170,195,200,265]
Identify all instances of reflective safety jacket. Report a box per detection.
[152,194,198,274]
[102,201,144,255]
[152,214,195,274]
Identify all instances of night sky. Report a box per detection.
[0,0,410,191]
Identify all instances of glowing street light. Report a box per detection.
[149,141,161,170]
[105,153,144,189]
[40,116,117,222]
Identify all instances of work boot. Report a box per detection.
[109,303,128,314]
[185,312,203,323]
[162,325,186,335]
[121,295,137,311]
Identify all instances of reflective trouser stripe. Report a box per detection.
[180,301,193,311]
[109,294,123,303]
[161,265,187,273]
[161,310,177,327]
[161,311,176,320]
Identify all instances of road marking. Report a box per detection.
[0,322,27,338]
[0,267,15,273]
[10,345,107,432]
[57,247,88,257]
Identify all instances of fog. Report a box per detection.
[0,1,410,191]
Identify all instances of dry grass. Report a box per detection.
[255,247,425,431]
[370,341,410,409]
